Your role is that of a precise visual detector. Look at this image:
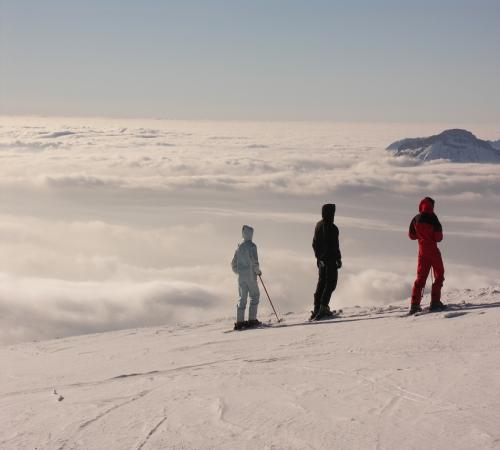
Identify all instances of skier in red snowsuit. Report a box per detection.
[408,197,447,314]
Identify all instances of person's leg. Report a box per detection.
[236,279,249,324]
[411,253,431,306]
[314,264,338,319]
[248,277,260,321]
[320,264,338,307]
[431,250,445,305]
[313,264,326,314]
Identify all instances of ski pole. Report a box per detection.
[258,274,282,323]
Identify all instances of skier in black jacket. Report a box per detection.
[311,203,342,320]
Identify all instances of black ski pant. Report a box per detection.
[314,263,338,310]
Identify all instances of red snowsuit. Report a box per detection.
[409,198,445,306]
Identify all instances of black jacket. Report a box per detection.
[312,220,341,264]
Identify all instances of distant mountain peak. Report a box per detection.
[387,129,500,163]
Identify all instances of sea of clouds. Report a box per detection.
[0,117,499,344]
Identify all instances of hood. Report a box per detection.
[242,225,254,242]
[419,197,435,213]
[321,204,336,222]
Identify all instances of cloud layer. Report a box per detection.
[0,117,499,344]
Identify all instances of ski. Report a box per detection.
[271,310,344,329]
[401,305,448,317]
[309,309,343,322]
[224,310,344,333]
[224,322,273,334]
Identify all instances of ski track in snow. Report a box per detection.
[1,288,500,449]
[78,390,152,431]
[1,359,237,399]
[136,411,167,450]
[55,390,153,450]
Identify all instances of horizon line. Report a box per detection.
[1,113,498,126]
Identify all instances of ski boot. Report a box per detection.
[429,300,447,312]
[314,304,333,321]
[409,304,422,315]
[247,319,262,328]
[309,308,319,321]
[233,321,246,331]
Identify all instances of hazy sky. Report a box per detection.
[1,0,499,121]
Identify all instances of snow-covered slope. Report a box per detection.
[2,287,500,450]
[387,129,500,163]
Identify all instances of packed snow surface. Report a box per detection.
[1,287,500,449]
[387,129,500,163]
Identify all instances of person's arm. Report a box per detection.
[409,217,418,240]
[433,215,443,242]
[250,243,261,275]
[312,222,322,260]
[336,226,342,268]
[231,248,238,274]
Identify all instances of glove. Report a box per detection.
[336,259,342,269]
[317,260,325,269]
[255,269,262,276]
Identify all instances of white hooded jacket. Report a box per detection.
[231,225,260,276]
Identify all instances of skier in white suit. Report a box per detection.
[231,225,261,330]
